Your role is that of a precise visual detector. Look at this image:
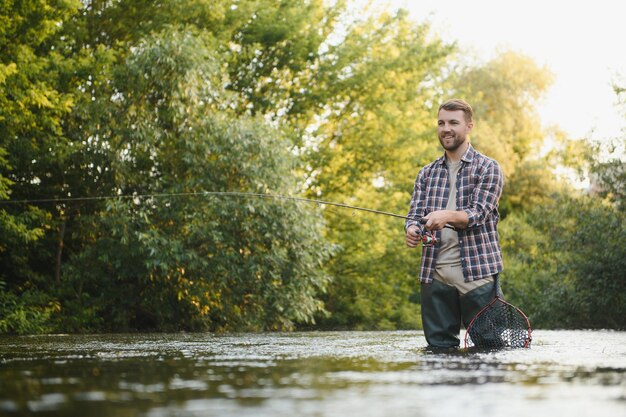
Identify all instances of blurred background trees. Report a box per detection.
[0,0,623,333]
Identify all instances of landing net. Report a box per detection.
[464,297,532,349]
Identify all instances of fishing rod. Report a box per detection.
[0,190,452,245]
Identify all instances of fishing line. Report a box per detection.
[0,190,454,240]
[0,191,412,219]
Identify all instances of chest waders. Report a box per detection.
[420,274,500,348]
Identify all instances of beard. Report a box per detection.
[438,133,467,152]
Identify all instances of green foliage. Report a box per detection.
[501,193,626,329]
[0,0,80,330]
[447,51,557,216]
[589,157,625,211]
[0,281,57,334]
[53,28,331,332]
[299,9,452,330]
[0,0,623,334]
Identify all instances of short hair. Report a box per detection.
[438,99,473,122]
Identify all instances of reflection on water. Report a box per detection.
[0,330,624,416]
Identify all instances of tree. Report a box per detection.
[586,75,626,212]
[0,0,82,333]
[55,28,331,331]
[297,9,452,329]
[500,193,625,329]
[4,1,621,333]
[2,0,340,333]
[448,51,556,216]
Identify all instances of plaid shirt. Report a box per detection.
[406,144,504,283]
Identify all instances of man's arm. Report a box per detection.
[405,167,428,248]
[422,209,468,231]
[463,159,504,229]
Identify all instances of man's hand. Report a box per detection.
[422,211,449,231]
[405,225,422,248]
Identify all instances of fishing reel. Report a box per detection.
[415,217,450,247]
[408,221,439,247]
[420,231,437,247]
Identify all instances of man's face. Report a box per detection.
[437,109,473,152]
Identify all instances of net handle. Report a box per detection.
[492,273,502,300]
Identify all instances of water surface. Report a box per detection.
[0,330,624,416]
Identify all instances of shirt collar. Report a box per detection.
[436,143,476,166]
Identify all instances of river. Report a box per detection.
[0,330,624,416]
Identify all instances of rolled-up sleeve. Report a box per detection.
[463,160,503,229]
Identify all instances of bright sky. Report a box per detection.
[383,0,626,143]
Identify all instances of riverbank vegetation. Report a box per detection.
[1,1,624,334]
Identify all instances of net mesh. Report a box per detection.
[464,298,532,349]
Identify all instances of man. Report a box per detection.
[405,99,504,348]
